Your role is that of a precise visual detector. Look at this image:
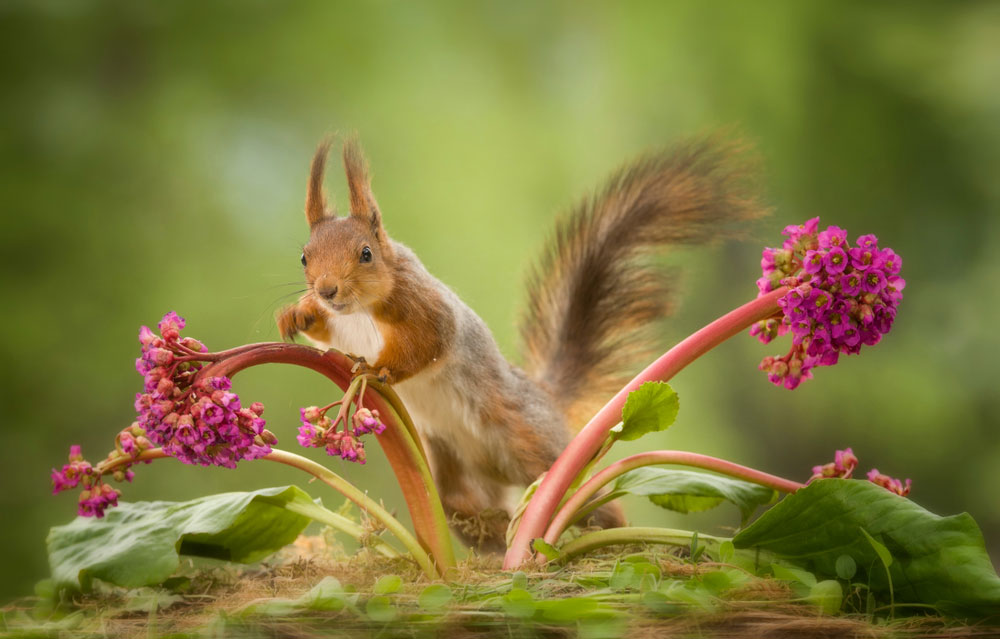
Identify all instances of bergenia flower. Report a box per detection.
[752,218,904,389]
[809,447,858,482]
[53,312,277,518]
[867,468,912,497]
[133,312,274,469]
[297,402,385,465]
[50,445,123,518]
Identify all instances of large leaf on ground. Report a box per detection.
[48,486,314,591]
[615,382,679,442]
[608,467,776,523]
[733,479,1000,619]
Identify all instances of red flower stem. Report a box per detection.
[544,450,805,544]
[196,343,454,573]
[320,399,345,414]
[503,287,788,569]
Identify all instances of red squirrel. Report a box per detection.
[278,137,764,551]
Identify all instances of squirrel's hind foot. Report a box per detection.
[347,355,393,384]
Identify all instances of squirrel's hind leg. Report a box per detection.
[425,436,509,554]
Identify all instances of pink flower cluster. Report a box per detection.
[751,218,904,389]
[810,447,859,480]
[50,313,278,519]
[298,406,385,464]
[135,312,275,468]
[51,445,126,518]
[867,469,912,497]
[808,448,911,497]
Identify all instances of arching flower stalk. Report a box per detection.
[50,312,455,576]
[504,219,906,570]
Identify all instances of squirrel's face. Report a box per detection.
[302,217,394,314]
[298,138,395,315]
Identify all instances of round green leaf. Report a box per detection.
[418,584,452,611]
[835,554,857,581]
[365,595,396,622]
[617,382,679,441]
[808,580,844,615]
[373,574,402,595]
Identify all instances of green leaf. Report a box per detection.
[501,588,536,618]
[860,527,893,568]
[617,382,679,441]
[734,479,1000,618]
[418,584,452,611]
[535,596,599,622]
[47,486,314,591]
[365,595,396,622]
[532,538,561,561]
[717,540,735,563]
[808,580,844,615]
[608,466,777,523]
[301,577,345,611]
[698,570,732,594]
[373,574,402,595]
[609,562,637,591]
[239,577,345,616]
[771,564,817,587]
[835,554,857,581]
[510,571,528,591]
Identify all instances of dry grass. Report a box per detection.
[5,535,997,639]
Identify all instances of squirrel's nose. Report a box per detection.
[318,285,339,301]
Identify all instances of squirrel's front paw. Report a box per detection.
[277,304,316,341]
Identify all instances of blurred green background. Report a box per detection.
[3,1,999,601]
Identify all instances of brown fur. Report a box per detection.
[277,293,332,343]
[368,262,455,384]
[306,140,332,226]
[519,139,766,427]
[426,436,509,552]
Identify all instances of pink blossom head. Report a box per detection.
[808,447,859,482]
[133,313,271,469]
[750,219,904,389]
[352,407,385,436]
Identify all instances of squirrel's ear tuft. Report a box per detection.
[306,140,334,227]
[342,136,383,235]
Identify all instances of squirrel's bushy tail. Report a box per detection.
[519,139,767,427]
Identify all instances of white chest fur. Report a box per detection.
[323,312,384,362]
[313,310,485,452]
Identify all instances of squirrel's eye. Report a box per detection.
[300,253,307,267]
[360,246,373,263]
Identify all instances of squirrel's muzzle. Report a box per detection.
[317,285,339,301]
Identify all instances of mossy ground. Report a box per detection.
[2,535,995,639]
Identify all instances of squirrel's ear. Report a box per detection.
[342,136,384,236]
[306,140,334,227]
